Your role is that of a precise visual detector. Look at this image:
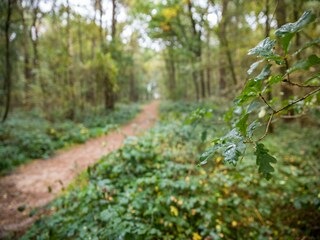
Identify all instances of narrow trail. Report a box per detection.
[0,101,159,237]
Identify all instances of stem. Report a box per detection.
[275,87,320,114]
[258,113,274,141]
[259,94,275,112]
[284,79,320,88]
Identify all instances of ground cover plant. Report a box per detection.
[21,101,320,240]
[0,103,140,174]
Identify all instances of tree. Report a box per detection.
[1,0,13,122]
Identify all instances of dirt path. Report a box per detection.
[0,101,159,238]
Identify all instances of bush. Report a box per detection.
[22,102,320,239]
[0,103,140,174]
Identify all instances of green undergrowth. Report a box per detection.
[0,103,140,174]
[21,101,320,240]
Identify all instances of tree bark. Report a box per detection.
[65,0,76,119]
[276,0,293,101]
[218,0,237,86]
[165,47,176,99]
[19,1,32,108]
[187,0,205,99]
[2,0,13,122]
[265,0,274,132]
[111,0,117,40]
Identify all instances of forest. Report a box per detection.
[0,0,320,239]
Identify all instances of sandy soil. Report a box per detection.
[0,101,159,238]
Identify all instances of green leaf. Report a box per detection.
[201,130,207,142]
[248,38,284,64]
[247,120,261,138]
[236,114,248,137]
[247,100,259,113]
[221,129,246,165]
[248,37,276,57]
[254,64,271,81]
[293,38,320,56]
[305,73,320,85]
[235,79,262,105]
[199,144,221,165]
[247,60,264,75]
[268,75,283,85]
[275,11,316,54]
[255,143,277,180]
[287,54,320,74]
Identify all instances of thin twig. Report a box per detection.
[280,113,305,119]
[275,87,320,114]
[284,79,320,88]
[270,0,279,27]
[284,58,290,82]
[258,113,274,141]
[259,94,276,112]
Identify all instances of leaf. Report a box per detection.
[268,75,283,85]
[293,38,320,56]
[254,64,271,82]
[275,11,316,53]
[305,73,320,85]
[222,142,244,165]
[221,129,246,165]
[201,130,207,142]
[100,208,118,222]
[236,114,248,137]
[247,100,259,113]
[199,144,221,165]
[248,37,276,57]
[248,38,284,64]
[247,60,264,75]
[287,54,320,74]
[235,79,262,105]
[255,143,277,180]
[247,120,261,138]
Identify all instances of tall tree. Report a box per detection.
[2,0,13,122]
[275,0,293,103]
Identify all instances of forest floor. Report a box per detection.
[0,101,159,238]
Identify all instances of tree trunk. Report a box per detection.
[276,0,293,101]
[187,0,205,99]
[104,77,114,109]
[129,69,137,102]
[206,30,211,97]
[19,1,32,108]
[218,0,237,86]
[66,0,76,119]
[265,0,274,132]
[111,0,117,40]
[165,48,176,99]
[77,17,83,62]
[2,0,12,122]
[98,0,104,47]
[103,0,117,110]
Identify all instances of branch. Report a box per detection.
[275,87,320,114]
[259,94,276,112]
[283,79,320,88]
[258,113,274,141]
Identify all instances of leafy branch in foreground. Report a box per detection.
[201,11,320,179]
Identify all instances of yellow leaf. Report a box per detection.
[162,8,178,20]
[170,205,179,217]
[192,232,202,240]
[231,220,237,227]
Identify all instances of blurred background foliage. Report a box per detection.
[22,101,320,239]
